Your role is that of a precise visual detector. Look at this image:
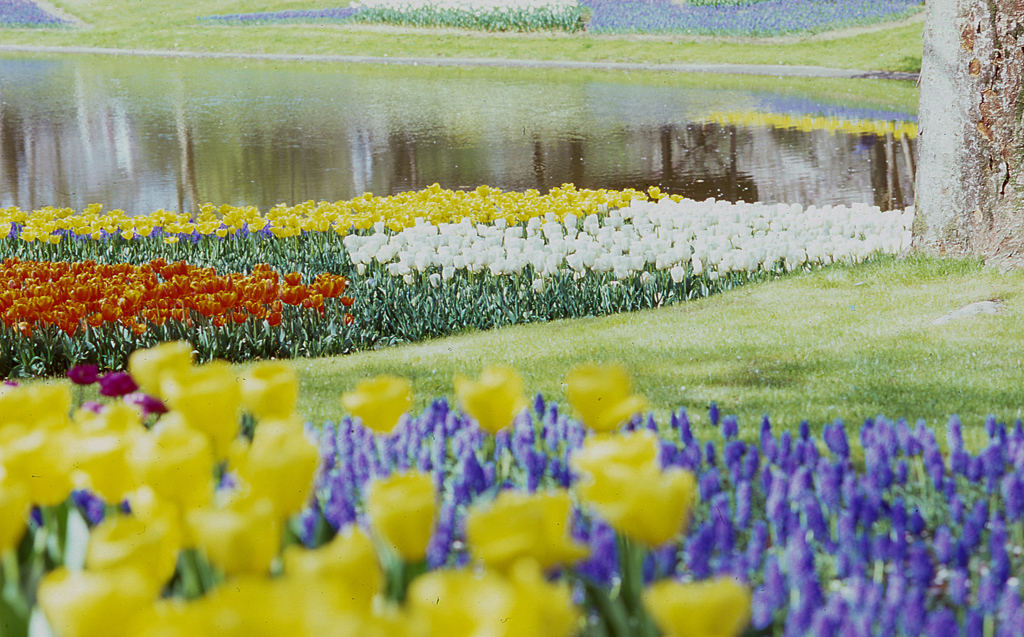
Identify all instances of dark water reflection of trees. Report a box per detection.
[0,55,915,214]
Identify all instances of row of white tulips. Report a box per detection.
[342,198,915,285]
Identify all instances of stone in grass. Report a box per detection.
[931,300,1002,325]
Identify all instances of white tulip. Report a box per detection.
[429,273,441,288]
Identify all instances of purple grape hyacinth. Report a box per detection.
[0,0,70,27]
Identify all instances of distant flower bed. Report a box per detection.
[580,0,923,36]
[197,0,920,35]
[703,111,918,139]
[0,0,70,27]
[0,185,910,376]
[199,0,583,32]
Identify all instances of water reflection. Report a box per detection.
[0,54,917,214]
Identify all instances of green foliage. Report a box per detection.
[353,5,586,32]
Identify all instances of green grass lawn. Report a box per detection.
[0,0,925,73]
[230,254,1019,451]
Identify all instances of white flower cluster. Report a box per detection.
[343,198,914,284]
[350,0,574,10]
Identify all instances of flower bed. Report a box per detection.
[197,0,922,36]
[1,347,1021,636]
[0,186,910,376]
[0,0,69,27]
[579,0,923,36]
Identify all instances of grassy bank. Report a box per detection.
[254,254,1020,448]
[0,0,925,72]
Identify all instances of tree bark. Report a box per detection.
[914,0,1024,268]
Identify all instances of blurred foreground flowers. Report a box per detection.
[4,344,1023,636]
[0,347,749,637]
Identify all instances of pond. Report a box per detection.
[0,53,918,214]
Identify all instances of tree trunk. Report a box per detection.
[913,0,1024,268]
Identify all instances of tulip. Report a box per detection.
[187,496,280,577]
[98,371,140,398]
[407,568,515,637]
[240,361,299,421]
[0,477,29,554]
[572,431,697,547]
[127,414,216,513]
[128,342,193,400]
[563,362,647,432]
[160,361,243,459]
[366,471,436,562]
[341,375,412,434]
[506,559,581,637]
[86,514,182,592]
[282,525,383,609]
[454,366,528,434]
[231,418,318,519]
[643,577,752,637]
[123,599,210,637]
[466,489,588,573]
[69,430,139,503]
[66,364,99,386]
[37,567,154,637]
[0,383,72,432]
[0,425,74,506]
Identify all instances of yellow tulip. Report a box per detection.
[366,471,435,562]
[0,425,74,506]
[127,341,193,399]
[187,496,280,577]
[0,382,72,432]
[454,366,529,434]
[70,431,139,504]
[563,362,647,432]
[160,361,243,459]
[571,431,697,547]
[124,600,208,637]
[231,418,318,519]
[37,567,154,637]
[75,403,145,435]
[127,414,216,513]
[282,524,382,609]
[505,559,580,637]
[86,514,181,592]
[341,375,412,434]
[0,477,29,554]
[570,429,660,475]
[642,577,752,637]
[466,489,588,573]
[407,568,515,637]
[240,361,299,421]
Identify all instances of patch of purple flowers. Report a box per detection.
[580,0,922,36]
[0,0,69,27]
[311,399,1024,635]
[198,8,360,25]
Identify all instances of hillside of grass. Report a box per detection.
[0,0,925,73]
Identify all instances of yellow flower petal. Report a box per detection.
[643,577,752,637]
[341,375,412,434]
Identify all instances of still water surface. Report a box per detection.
[0,54,918,214]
